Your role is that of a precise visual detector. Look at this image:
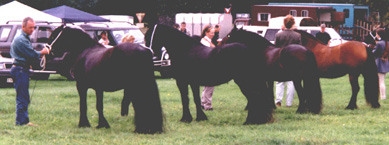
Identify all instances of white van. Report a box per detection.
[242,25,345,47]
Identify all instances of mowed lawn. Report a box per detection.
[1,73,389,144]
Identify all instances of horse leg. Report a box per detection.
[293,79,307,114]
[95,89,110,128]
[77,83,91,127]
[346,73,360,110]
[121,89,131,116]
[244,81,275,110]
[235,79,274,125]
[190,83,207,121]
[176,79,193,123]
[268,81,276,109]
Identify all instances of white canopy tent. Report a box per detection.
[0,1,62,24]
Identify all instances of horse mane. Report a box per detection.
[63,26,104,50]
[157,24,202,46]
[294,30,325,45]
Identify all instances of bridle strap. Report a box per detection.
[40,26,66,70]
[369,32,376,40]
[148,24,158,54]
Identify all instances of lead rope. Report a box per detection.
[32,27,65,100]
[40,27,65,70]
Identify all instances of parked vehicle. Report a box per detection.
[0,54,14,87]
[242,25,345,47]
[76,22,172,77]
[0,21,60,81]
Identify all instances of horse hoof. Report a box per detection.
[135,128,163,134]
[121,113,128,116]
[78,122,91,128]
[345,106,357,110]
[180,118,193,123]
[371,103,381,108]
[196,116,208,121]
[296,109,308,114]
[96,124,110,129]
[243,118,273,125]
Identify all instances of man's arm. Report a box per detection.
[18,39,49,60]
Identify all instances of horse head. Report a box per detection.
[47,25,100,58]
[145,24,200,59]
[145,24,164,59]
[363,30,377,48]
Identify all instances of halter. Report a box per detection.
[369,32,376,41]
[147,24,158,54]
[40,26,66,70]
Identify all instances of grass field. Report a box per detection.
[1,73,389,144]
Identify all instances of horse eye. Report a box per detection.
[227,35,230,38]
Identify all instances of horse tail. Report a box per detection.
[303,50,323,114]
[362,47,380,108]
[131,48,164,134]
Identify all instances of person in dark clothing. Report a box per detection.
[179,22,191,36]
[274,15,301,107]
[10,17,49,127]
[212,24,220,46]
[315,24,331,45]
[373,28,388,100]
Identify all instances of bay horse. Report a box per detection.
[145,24,274,125]
[295,30,380,109]
[221,27,322,114]
[46,25,163,134]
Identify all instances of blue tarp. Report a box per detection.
[43,5,109,23]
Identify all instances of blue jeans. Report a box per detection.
[11,66,30,125]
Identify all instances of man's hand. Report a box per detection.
[41,47,50,55]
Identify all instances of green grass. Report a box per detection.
[1,73,389,144]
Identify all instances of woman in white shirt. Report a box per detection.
[200,25,215,111]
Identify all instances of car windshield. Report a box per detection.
[325,29,342,40]
[112,29,144,44]
[264,29,280,41]
[0,26,12,42]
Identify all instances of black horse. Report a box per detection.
[222,27,322,114]
[46,25,163,134]
[145,24,274,124]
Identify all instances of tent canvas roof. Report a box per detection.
[43,5,109,23]
[0,1,62,24]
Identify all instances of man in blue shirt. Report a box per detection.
[10,17,49,126]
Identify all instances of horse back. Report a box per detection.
[77,43,153,91]
[338,41,367,67]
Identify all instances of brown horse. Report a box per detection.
[296,30,380,109]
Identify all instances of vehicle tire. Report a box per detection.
[31,73,50,80]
